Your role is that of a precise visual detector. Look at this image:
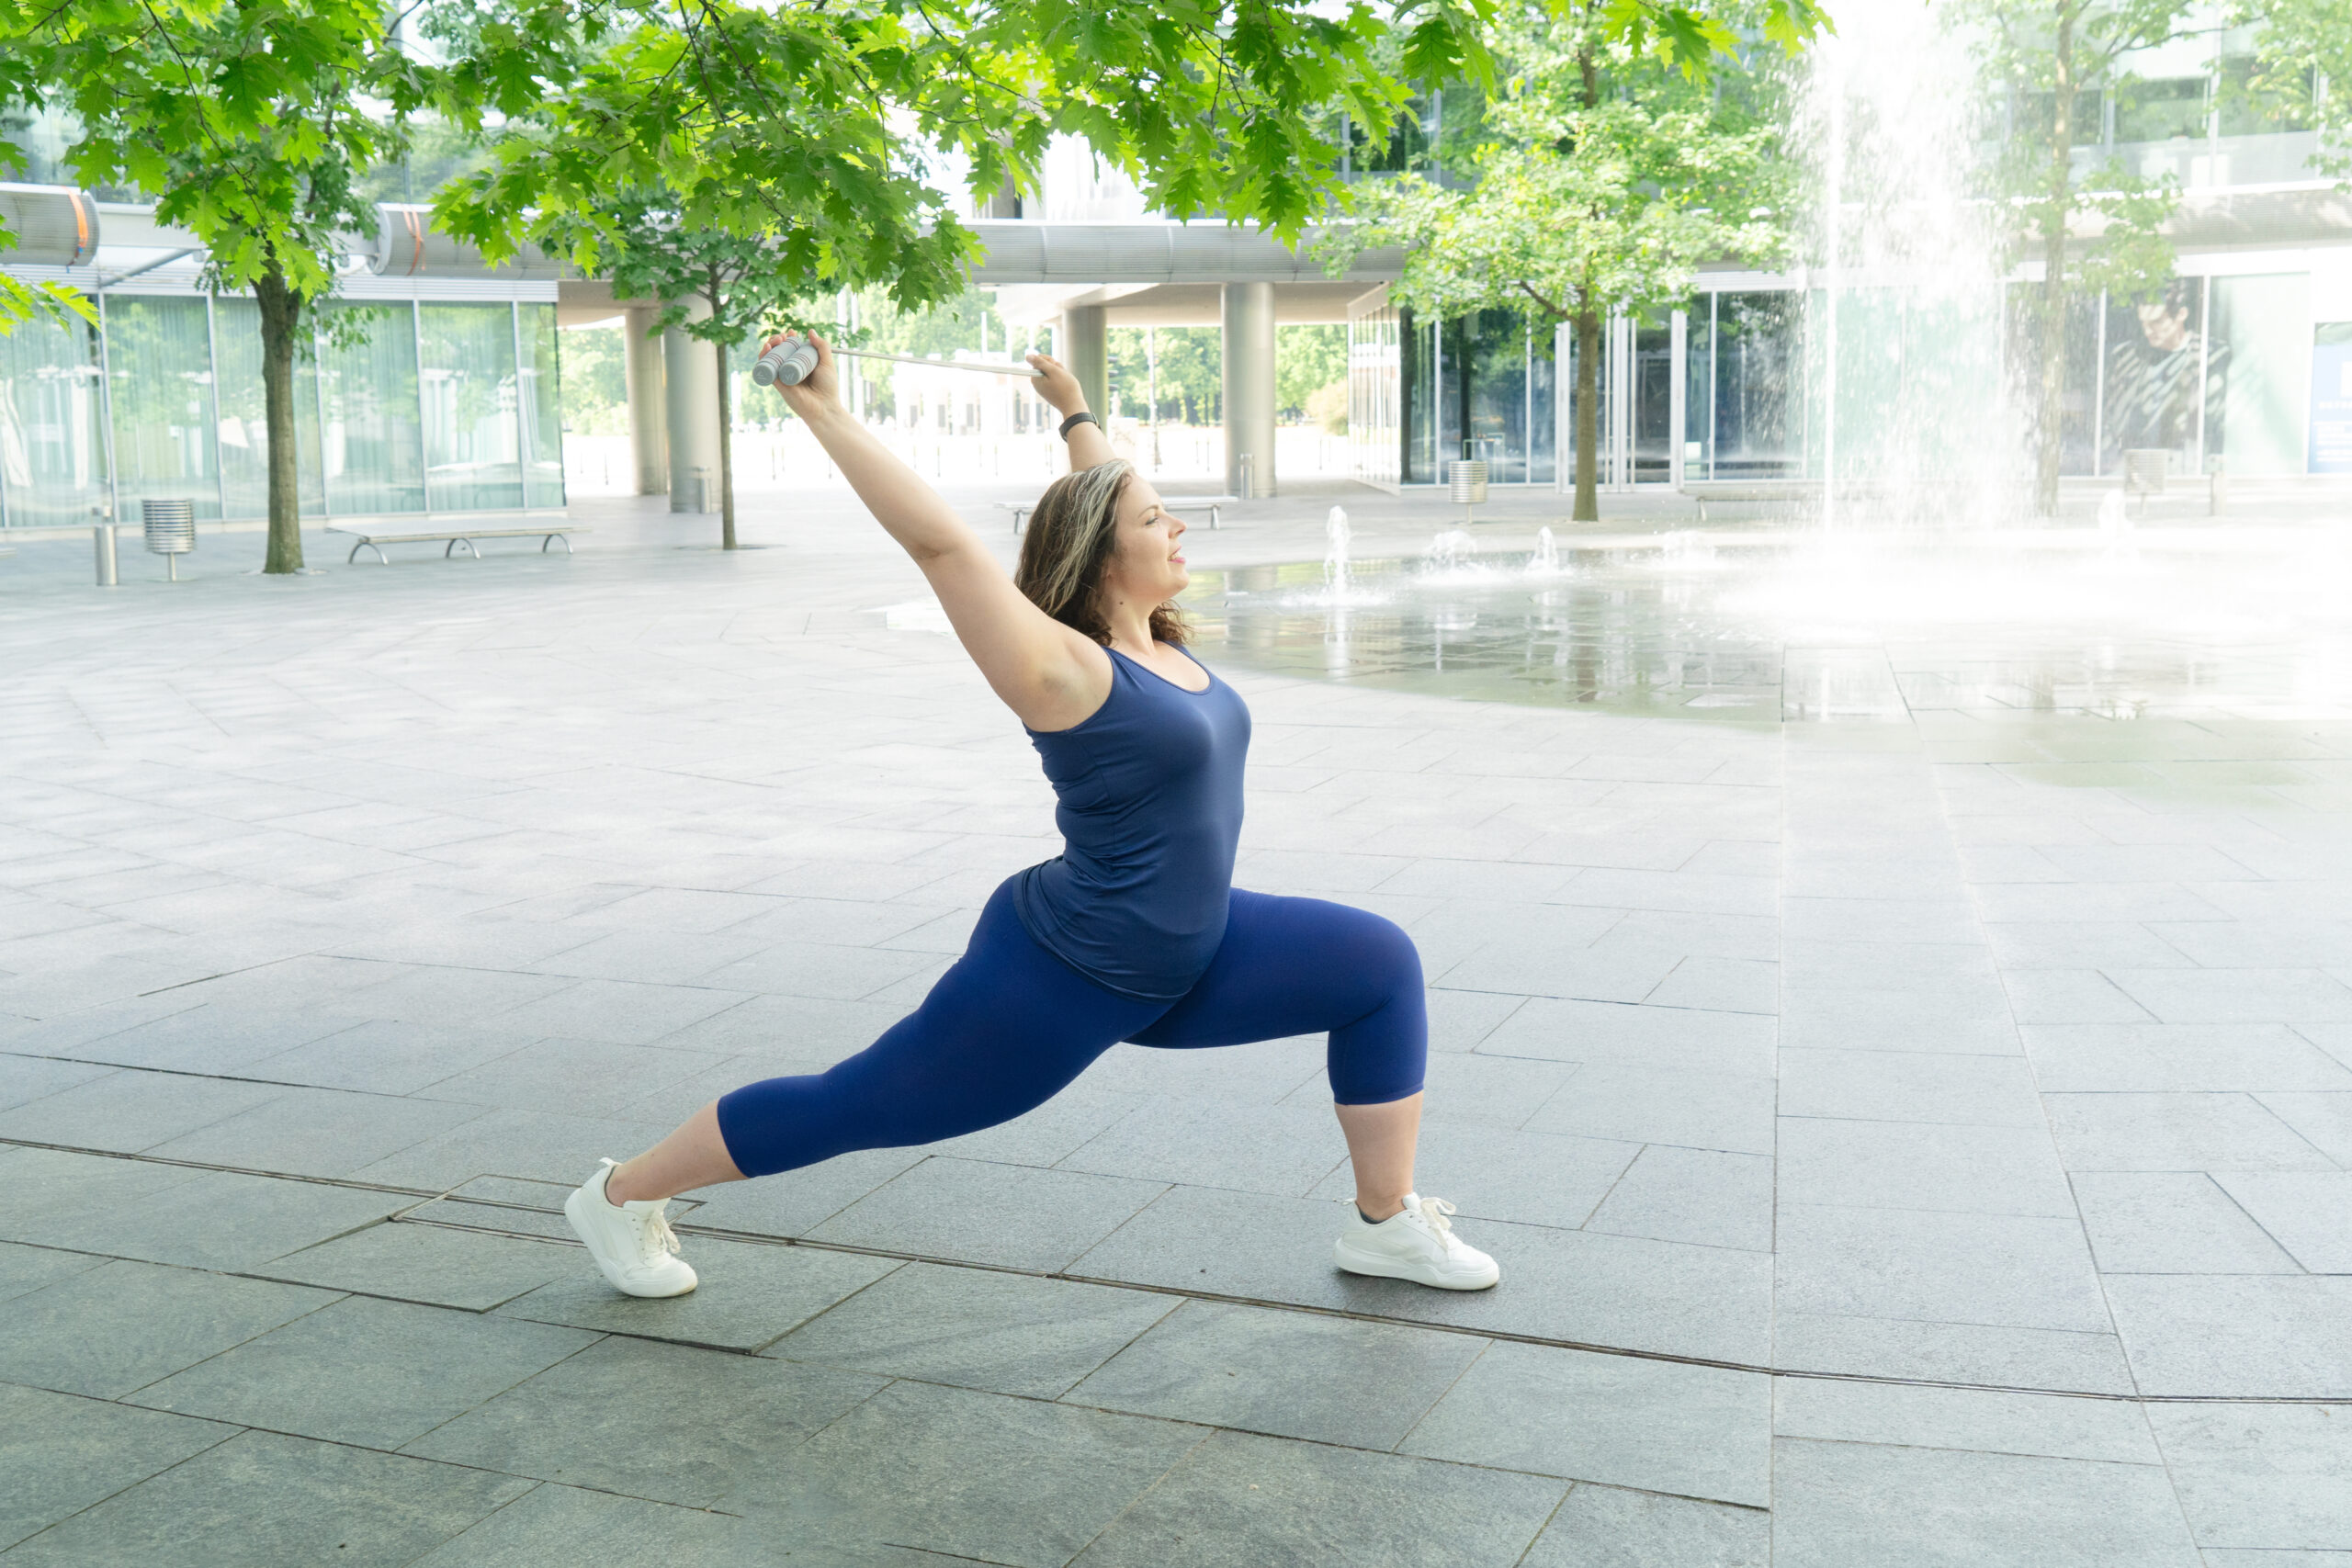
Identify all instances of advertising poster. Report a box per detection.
[2313,323,2352,475]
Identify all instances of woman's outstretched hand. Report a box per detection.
[1026,351,1088,419]
[764,331,841,421]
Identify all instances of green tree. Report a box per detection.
[1957,0,2193,513]
[1277,324,1349,422]
[0,0,502,570]
[1110,326,1222,425]
[1329,4,1799,521]
[2222,0,2352,186]
[431,0,1505,533]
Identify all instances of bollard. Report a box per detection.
[93,522,118,586]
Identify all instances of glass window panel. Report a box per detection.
[1346,295,1401,492]
[1528,329,1555,485]
[211,298,324,520]
[0,306,107,527]
[1713,291,1803,479]
[1632,321,1673,483]
[1402,309,1438,483]
[316,301,424,515]
[105,295,220,522]
[2218,57,2311,135]
[1462,309,1532,483]
[1440,315,1469,468]
[517,303,565,507]
[1685,300,1714,479]
[418,302,522,511]
[2208,273,2310,477]
[2115,76,2209,144]
[2099,278,2207,474]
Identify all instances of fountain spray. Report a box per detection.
[1324,507,1352,599]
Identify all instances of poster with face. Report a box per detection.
[2100,279,2224,474]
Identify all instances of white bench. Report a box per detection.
[1679,479,1819,523]
[330,525,586,564]
[998,495,1242,534]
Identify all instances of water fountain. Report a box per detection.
[1529,526,1563,577]
[1170,0,2346,724]
[1801,0,2016,529]
[1324,506,1352,598]
[1421,530,1479,576]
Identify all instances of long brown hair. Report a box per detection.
[1013,459,1188,646]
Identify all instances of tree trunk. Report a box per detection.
[1573,303,1602,523]
[2035,1,2078,518]
[254,267,307,573]
[1571,29,1604,525]
[709,269,737,550]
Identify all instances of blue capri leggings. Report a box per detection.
[715,881,1427,1179]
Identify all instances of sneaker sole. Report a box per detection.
[1333,1239,1499,1292]
[563,1188,699,1299]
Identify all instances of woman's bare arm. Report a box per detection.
[771,333,1109,731]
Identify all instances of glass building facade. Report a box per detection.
[0,286,562,528]
[1351,266,2344,493]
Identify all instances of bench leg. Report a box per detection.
[541,533,572,555]
[364,543,390,565]
[1208,505,1219,530]
[347,540,366,564]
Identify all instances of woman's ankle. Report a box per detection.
[604,1161,654,1206]
[1355,1194,1407,1223]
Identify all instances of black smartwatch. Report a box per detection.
[1058,411,1098,440]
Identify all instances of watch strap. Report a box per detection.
[1058,411,1098,439]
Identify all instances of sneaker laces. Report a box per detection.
[635,1205,681,1266]
[1414,1195,1464,1254]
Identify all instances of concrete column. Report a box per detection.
[662,299,722,513]
[1221,282,1275,498]
[623,307,668,496]
[1060,306,1107,427]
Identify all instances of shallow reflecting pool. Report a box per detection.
[1183,527,2352,723]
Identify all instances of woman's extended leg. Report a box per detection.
[1127,890,1495,1289]
[571,883,1163,1293]
[604,1102,741,1205]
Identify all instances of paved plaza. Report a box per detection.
[1,482,2347,1565]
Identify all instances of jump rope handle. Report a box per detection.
[752,333,820,388]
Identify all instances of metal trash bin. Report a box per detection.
[142,499,196,581]
[1447,458,1488,525]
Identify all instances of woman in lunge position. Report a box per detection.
[562,333,1498,1297]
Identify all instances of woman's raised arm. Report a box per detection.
[769,333,1110,731]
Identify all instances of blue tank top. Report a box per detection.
[1013,645,1251,1001]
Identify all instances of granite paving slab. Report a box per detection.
[123,1293,598,1449]
[1403,1340,1772,1506]
[1521,1483,1769,1568]
[1066,1427,1566,1568]
[765,1259,1176,1397]
[0,1258,342,1399]
[1065,1297,1485,1448]
[496,1234,900,1349]
[745,1379,1207,1566]
[0,1428,534,1568]
[401,1334,886,1509]
[0,1382,237,1551]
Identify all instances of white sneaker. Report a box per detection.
[563,1159,698,1298]
[1333,1193,1499,1291]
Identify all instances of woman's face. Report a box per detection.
[1097,479,1189,617]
